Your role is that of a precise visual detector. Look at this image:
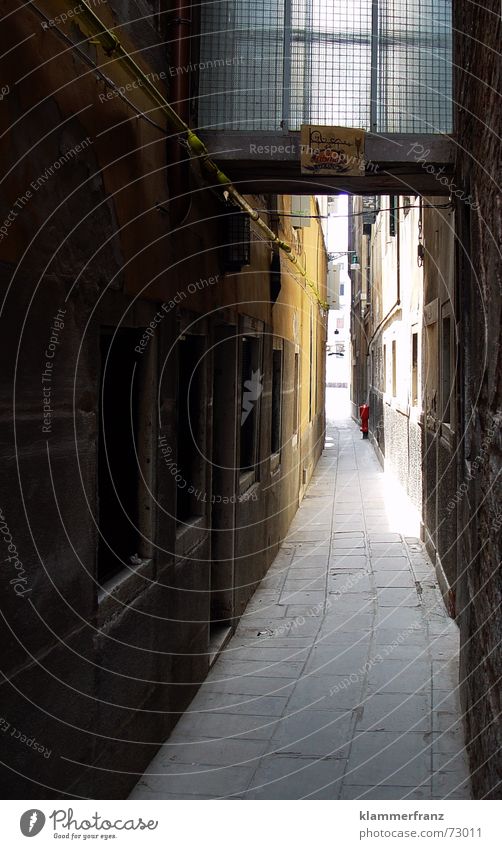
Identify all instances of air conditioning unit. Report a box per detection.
[327,261,341,310]
[362,196,380,235]
[291,196,311,228]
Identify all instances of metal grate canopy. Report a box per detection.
[197,0,452,134]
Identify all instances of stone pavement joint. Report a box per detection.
[131,417,471,800]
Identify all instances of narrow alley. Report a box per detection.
[1,0,500,818]
[131,392,469,800]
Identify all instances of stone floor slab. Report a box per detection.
[357,692,432,732]
[270,709,354,759]
[150,737,269,767]
[199,676,297,697]
[279,590,326,606]
[345,731,433,787]
[374,571,416,588]
[340,783,431,799]
[303,645,370,677]
[376,587,421,607]
[366,660,432,695]
[189,693,290,717]
[131,763,255,798]
[246,754,346,799]
[372,557,411,571]
[208,659,306,680]
[282,577,326,592]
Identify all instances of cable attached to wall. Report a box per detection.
[27,0,328,309]
[417,199,425,267]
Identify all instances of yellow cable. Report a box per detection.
[75,1,328,309]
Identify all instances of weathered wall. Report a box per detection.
[355,198,425,525]
[454,0,502,800]
[420,202,457,595]
[0,1,327,799]
[352,194,460,600]
[349,196,369,419]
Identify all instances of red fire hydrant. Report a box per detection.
[359,404,369,439]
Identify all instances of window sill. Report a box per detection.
[238,480,260,505]
[239,470,256,494]
[270,452,281,475]
[440,422,455,449]
[97,557,154,623]
[384,395,408,416]
[409,406,424,425]
[175,515,207,557]
[395,401,409,417]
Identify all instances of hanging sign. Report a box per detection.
[300,124,366,177]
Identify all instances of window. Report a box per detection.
[389,195,398,237]
[425,322,438,421]
[339,283,345,296]
[222,209,250,271]
[441,313,452,425]
[383,343,387,392]
[293,352,299,434]
[336,318,344,330]
[270,250,281,303]
[291,196,311,228]
[309,311,313,421]
[411,330,419,406]
[198,4,453,135]
[271,347,283,456]
[391,340,397,397]
[240,335,262,474]
[315,324,320,415]
[98,328,149,584]
[366,240,371,310]
[146,1,165,34]
[176,335,205,522]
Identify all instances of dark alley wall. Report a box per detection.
[349,193,458,596]
[454,0,502,801]
[421,202,457,603]
[0,1,327,799]
[1,0,500,805]
[349,0,502,795]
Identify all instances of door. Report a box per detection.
[209,326,238,657]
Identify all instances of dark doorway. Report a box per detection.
[271,347,283,456]
[176,334,205,524]
[239,334,261,474]
[98,327,145,585]
[210,327,237,660]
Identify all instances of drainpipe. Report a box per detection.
[168,0,192,223]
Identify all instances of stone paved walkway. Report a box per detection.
[131,411,471,800]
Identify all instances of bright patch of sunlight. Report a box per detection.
[326,387,351,422]
[383,471,421,538]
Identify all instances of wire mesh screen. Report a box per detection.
[197,0,452,133]
[289,0,373,129]
[377,0,452,133]
[197,1,285,131]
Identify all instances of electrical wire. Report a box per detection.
[255,202,453,220]
[25,0,328,309]
[27,1,170,137]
